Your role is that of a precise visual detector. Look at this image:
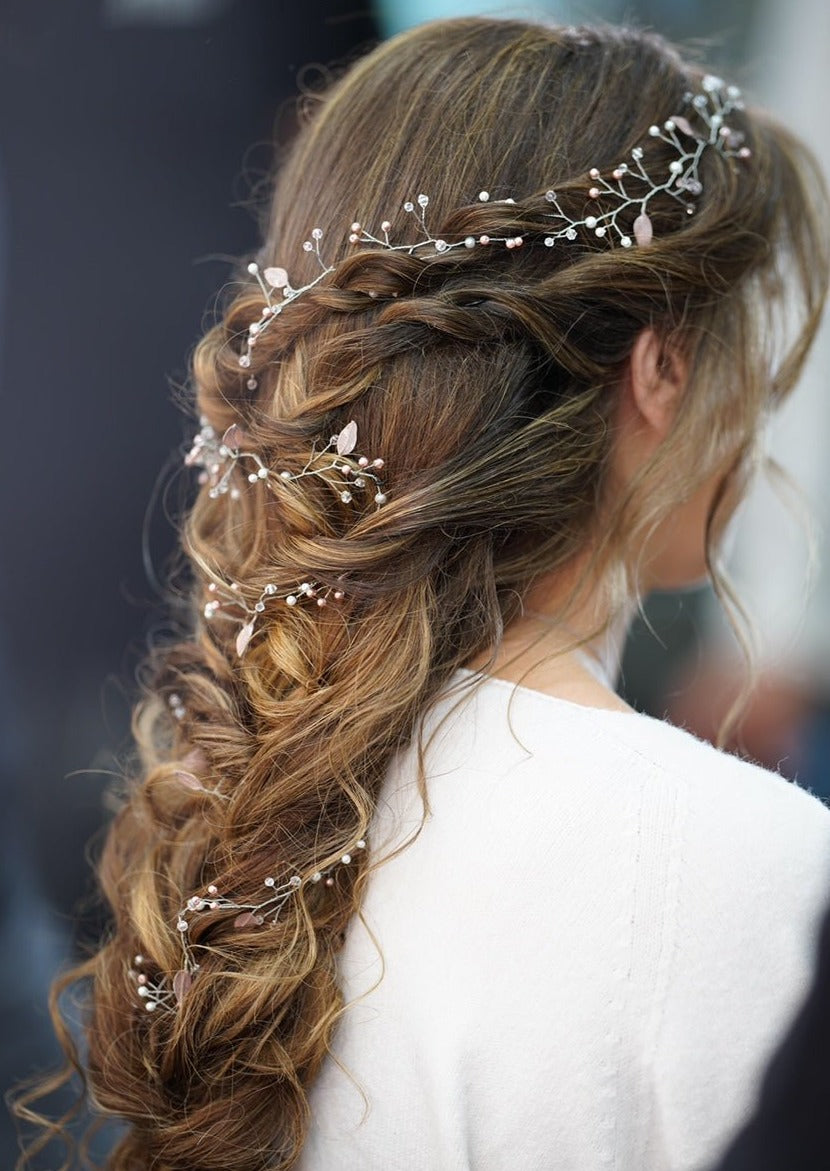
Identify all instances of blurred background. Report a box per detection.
[1,0,827,1163]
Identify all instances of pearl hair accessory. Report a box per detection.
[237,76,748,379]
[185,417,387,652]
[544,76,749,249]
[185,417,387,506]
[204,575,349,657]
[130,839,367,1013]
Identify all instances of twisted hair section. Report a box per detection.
[14,17,828,1171]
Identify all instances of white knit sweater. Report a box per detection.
[298,671,830,1170]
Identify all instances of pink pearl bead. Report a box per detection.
[589,187,600,198]
[479,235,490,245]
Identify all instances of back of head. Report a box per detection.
[19,18,828,1171]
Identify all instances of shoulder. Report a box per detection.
[609,708,830,881]
[441,675,830,922]
[453,671,830,829]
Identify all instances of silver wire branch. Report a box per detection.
[234,76,748,379]
[131,840,368,1014]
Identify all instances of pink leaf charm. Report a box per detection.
[263,266,289,288]
[633,213,653,246]
[173,970,192,1005]
[236,622,255,657]
[181,747,208,773]
[336,420,358,455]
[671,115,695,138]
[175,770,205,792]
[234,912,263,930]
[222,424,246,450]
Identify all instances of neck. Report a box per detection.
[467,555,635,712]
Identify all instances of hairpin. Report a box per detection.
[204,576,347,656]
[237,76,748,380]
[185,418,387,506]
[543,76,748,248]
[130,839,367,1013]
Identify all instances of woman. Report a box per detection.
[19,17,830,1171]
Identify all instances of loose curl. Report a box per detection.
[14,18,828,1170]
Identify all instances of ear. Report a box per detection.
[624,328,688,440]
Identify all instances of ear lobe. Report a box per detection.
[627,328,687,439]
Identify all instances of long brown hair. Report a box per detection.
[14,18,828,1170]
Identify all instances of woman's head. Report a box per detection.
[18,19,828,1171]
[195,18,826,629]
